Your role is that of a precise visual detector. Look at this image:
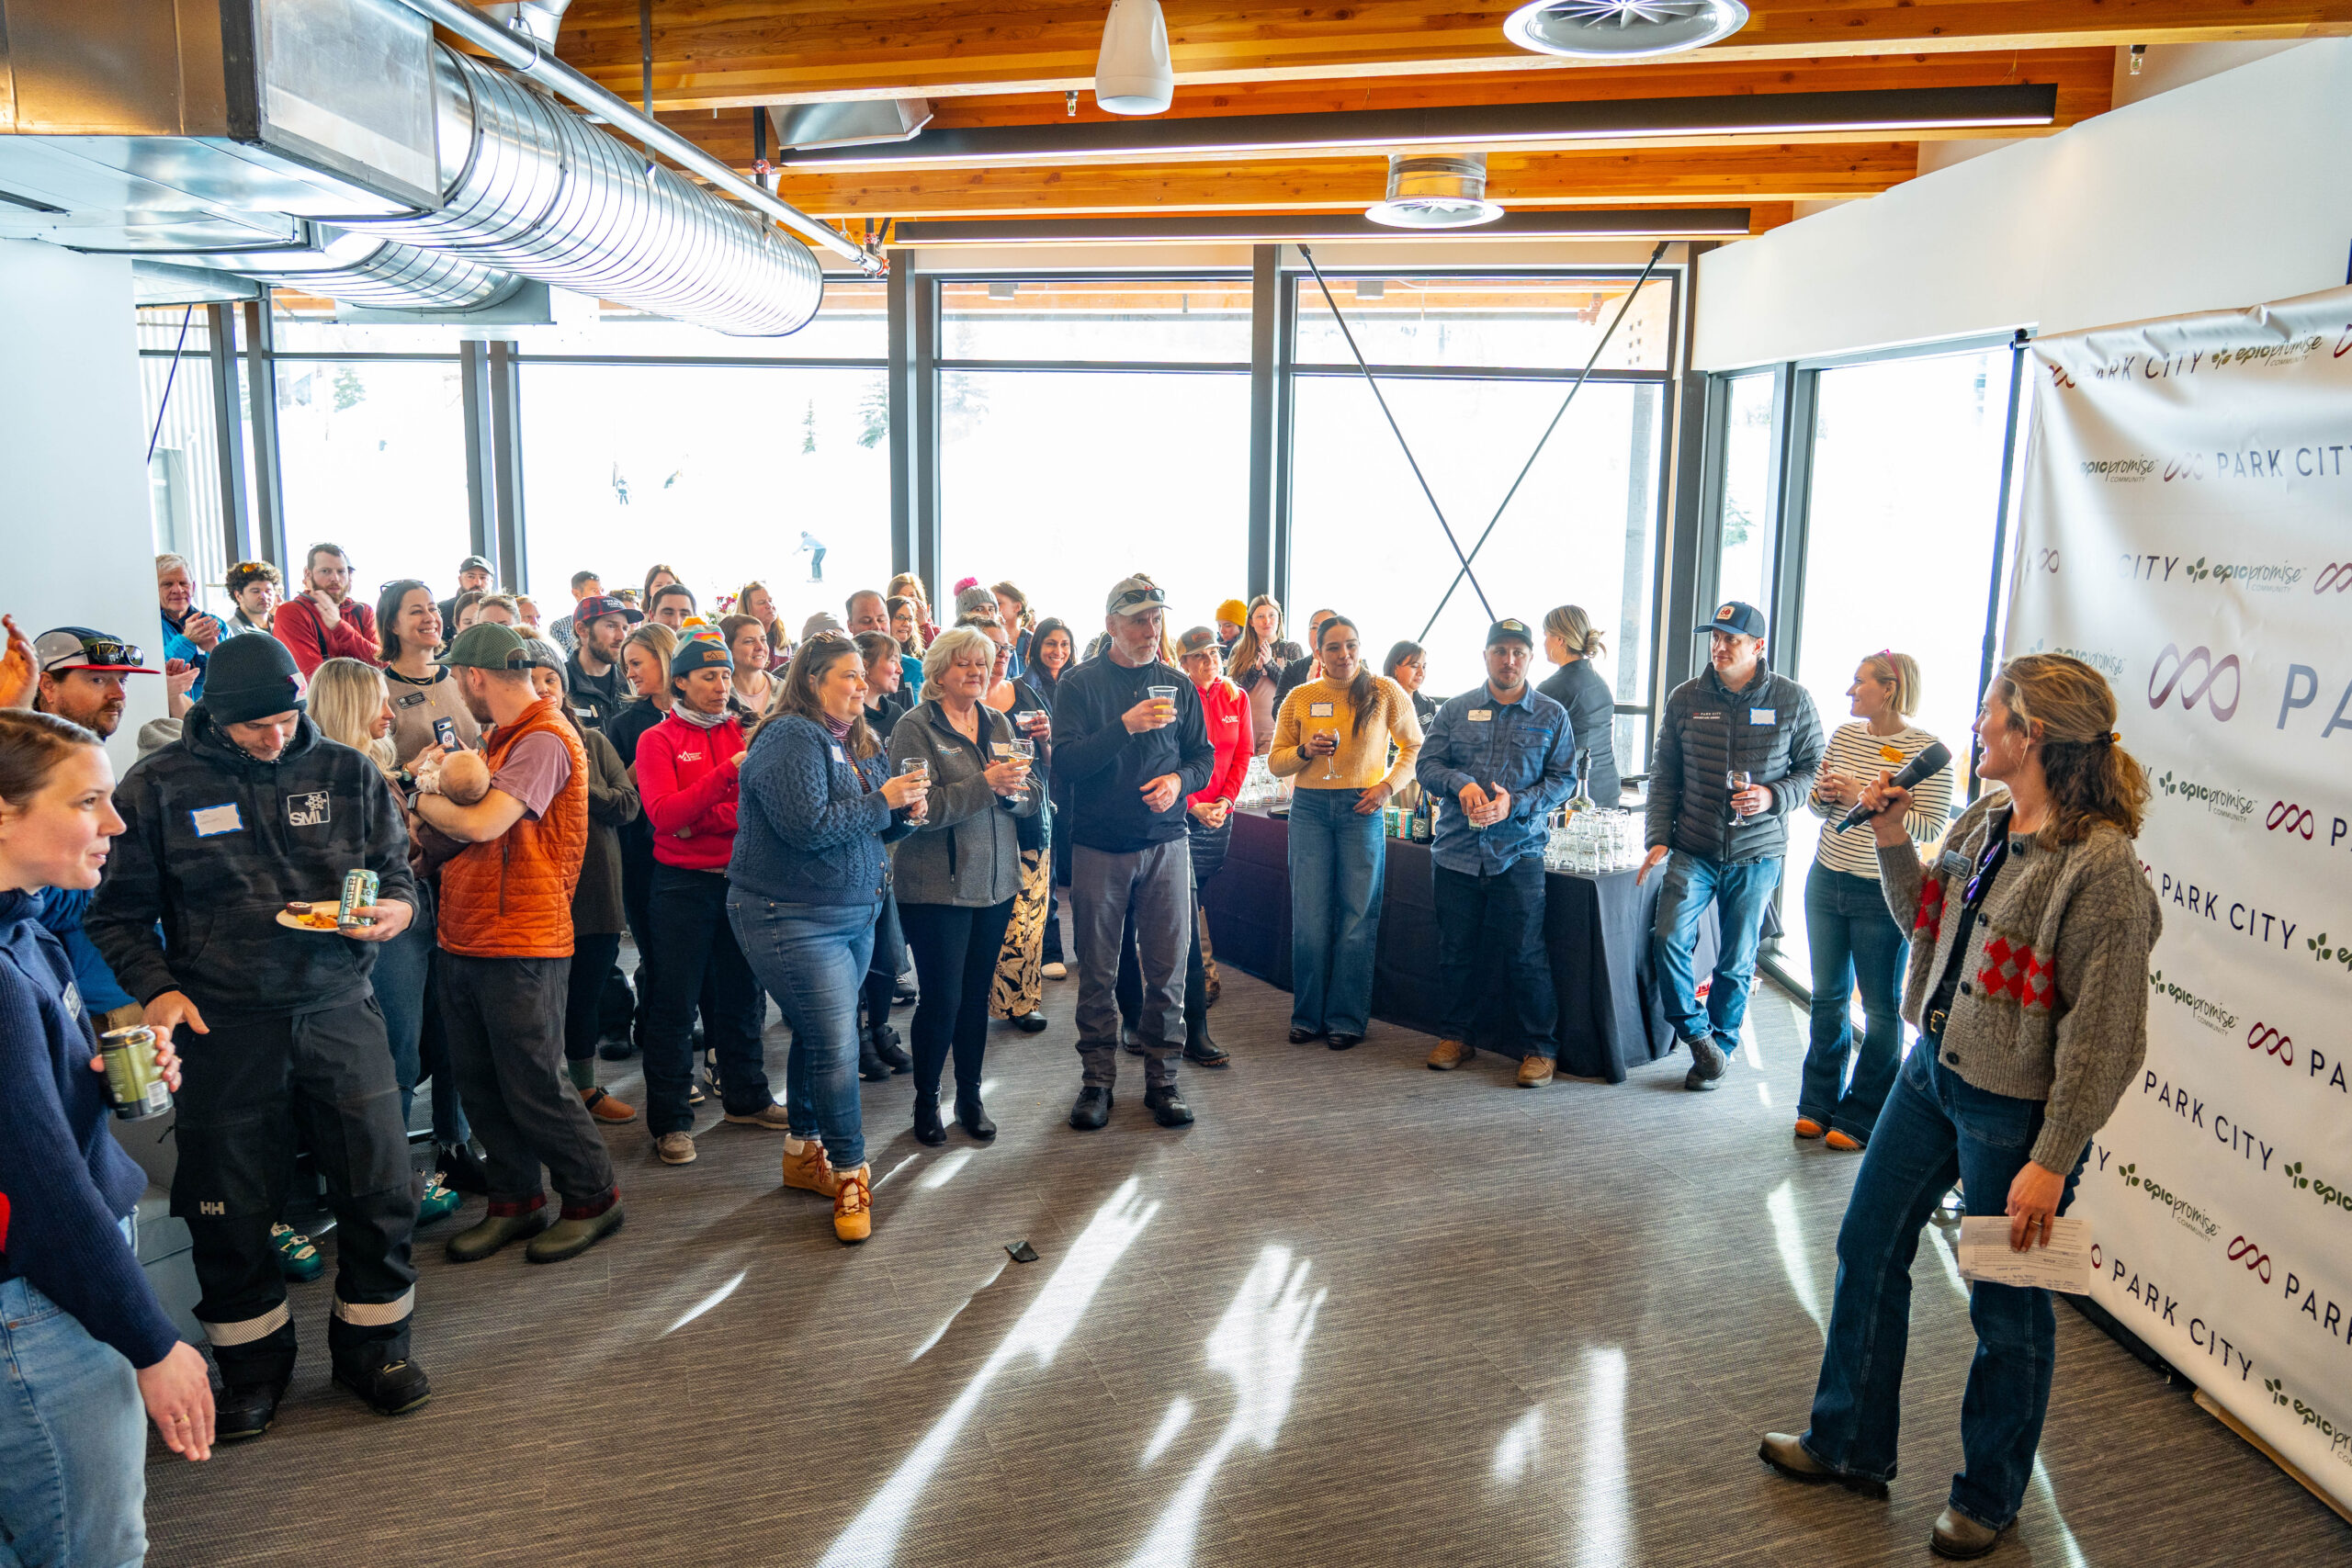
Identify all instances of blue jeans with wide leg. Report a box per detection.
[1651,849,1780,1056]
[0,1230,148,1568]
[1799,862,1910,1142]
[1801,1043,2086,1530]
[1286,785,1385,1038]
[730,893,878,1171]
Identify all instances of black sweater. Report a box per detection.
[0,889,181,1369]
[1537,660,1623,806]
[90,707,418,1017]
[1051,656,1215,853]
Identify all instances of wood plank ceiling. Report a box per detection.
[535,1,2352,241]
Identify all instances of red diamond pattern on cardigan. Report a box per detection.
[1914,877,1948,942]
[1976,936,2054,1010]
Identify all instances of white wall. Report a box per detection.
[0,241,174,772]
[1694,40,2352,369]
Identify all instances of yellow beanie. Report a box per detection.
[1216,598,1250,627]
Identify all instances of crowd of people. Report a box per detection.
[0,544,2160,1564]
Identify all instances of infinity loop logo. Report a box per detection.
[2246,1021,2294,1065]
[2315,563,2352,595]
[2226,1235,2273,1284]
[2149,644,2241,720]
[2267,802,2316,839]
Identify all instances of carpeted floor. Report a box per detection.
[144,964,2351,1568]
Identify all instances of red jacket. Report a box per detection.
[636,712,744,872]
[274,595,380,677]
[1189,676,1252,809]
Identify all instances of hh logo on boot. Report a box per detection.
[288,792,332,828]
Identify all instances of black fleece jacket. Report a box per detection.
[90,706,416,1017]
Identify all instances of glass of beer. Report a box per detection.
[899,756,929,821]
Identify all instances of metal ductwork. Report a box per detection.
[479,0,574,47]
[342,44,822,336]
[0,0,836,333]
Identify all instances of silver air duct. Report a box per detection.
[343,45,822,336]
[479,0,574,46]
[169,223,526,312]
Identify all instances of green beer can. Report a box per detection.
[99,1024,173,1121]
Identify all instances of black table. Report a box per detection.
[1204,808,1718,1082]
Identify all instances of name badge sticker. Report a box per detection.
[1749,707,1777,726]
[1307,702,1335,718]
[393,691,426,710]
[1467,709,1492,722]
[190,803,243,837]
[831,743,848,763]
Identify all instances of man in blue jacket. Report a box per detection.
[1638,602,1824,1091]
[1415,619,1579,1086]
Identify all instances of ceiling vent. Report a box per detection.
[1503,0,1749,59]
[769,98,934,152]
[1364,153,1503,230]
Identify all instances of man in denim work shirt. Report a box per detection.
[1414,619,1579,1087]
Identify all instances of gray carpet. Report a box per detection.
[144,964,2351,1567]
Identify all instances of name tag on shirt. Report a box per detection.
[190,803,243,837]
[1939,850,1973,879]
[1307,702,1334,718]
[1749,708,1777,725]
[393,691,427,710]
[831,743,848,763]
[1468,709,1492,722]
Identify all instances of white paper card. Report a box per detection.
[1956,1215,2092,1294]
[190,803,243,837]
[1307,702,1334,717]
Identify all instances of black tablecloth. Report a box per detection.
[1204,809,1718,1082]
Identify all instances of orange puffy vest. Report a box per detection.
[436,695,588,960]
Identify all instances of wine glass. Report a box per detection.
[1320,726,1340,781]
[1727,768,1753,823]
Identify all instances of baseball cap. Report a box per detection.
[572,592,642,626]
[36,627,154,677]
[1485,618,1535,649]
[1699,601,1767,638]
[671,633,734,679]
[1174,626,1219,659]
[457,554,493,575]
[444,622,530,670]
[1105,574,1167,615]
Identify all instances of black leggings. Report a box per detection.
[898,897,1015,1099]
[563,931,623,1063]
[860,894,904,1041]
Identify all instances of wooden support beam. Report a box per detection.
[553,0,2348,111]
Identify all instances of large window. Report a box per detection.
[1286,274,1674,784]
[139,308,229,594]
[1712,371,1778,614]
[276,359,470,597]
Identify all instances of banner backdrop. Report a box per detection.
[2007,285,2352,1509]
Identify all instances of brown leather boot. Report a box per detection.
[1426,1038,1475,1071]
[780,1138,840,1197]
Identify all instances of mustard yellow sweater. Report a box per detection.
[1269,676,1423,793]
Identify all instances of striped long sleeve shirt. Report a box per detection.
[1806,721,1956,876]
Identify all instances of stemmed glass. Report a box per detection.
[1726,768,1752,824]
[1320,726,1340,782]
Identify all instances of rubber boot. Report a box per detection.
[329,1315,431,1417]
[213,1321,299,1442]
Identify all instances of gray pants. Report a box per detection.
[1071,839,1192,1089]
[438,953,617,1211]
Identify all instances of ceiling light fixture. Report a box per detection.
[1365,153,1504,229]
[775,85,2058,170]
[1504,0,1749,59]
[1094,0,1174,117]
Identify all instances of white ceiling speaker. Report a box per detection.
[1094,0,1174,116]
[1364,153,1505,229]
[1503,0,1749,59]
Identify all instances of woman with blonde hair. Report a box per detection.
[1227,594,1304,757]
[1797,649,1953,1150]
[1761,653,2158,1561]
[306,658,466,1224]
[1536,604,1621,806]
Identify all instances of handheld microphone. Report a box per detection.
[1833,740,1952,832]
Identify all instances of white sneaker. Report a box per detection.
[656,1132,697,1165]
[1042,962,1068,980]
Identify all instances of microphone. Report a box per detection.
[1833,741,1952,832]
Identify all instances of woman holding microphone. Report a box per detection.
[0,709,214,1563]
[887,626,1043,1145]
[1269,615,1421,1048]
[729,635,927,1244]
[1759,654,2158,1560]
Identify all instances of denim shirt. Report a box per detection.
[1415,684,1577,875]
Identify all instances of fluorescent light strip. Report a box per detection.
[893,209,1754,246]
[782,85,2056,171]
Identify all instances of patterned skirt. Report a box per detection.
[989,843,1051,1019]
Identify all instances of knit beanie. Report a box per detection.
[201,632,305,723]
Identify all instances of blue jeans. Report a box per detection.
[730,894,877,1171]
[374,899,469,1149]
[1803,1044,2086,1530]
[1799,863,1909,1141]
[1287,786,1386,1037]
[1651,849,1780,1055]
[0,1237,148,1568]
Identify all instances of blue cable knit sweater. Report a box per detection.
[0,888,180,1369]
[728,715,914,906]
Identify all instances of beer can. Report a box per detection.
[99,1024,173,1121]
[337,867,379,930]
[1383,805,1398,837]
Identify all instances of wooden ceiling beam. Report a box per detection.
[767,143,1918,220]
[552,1,2349,111]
